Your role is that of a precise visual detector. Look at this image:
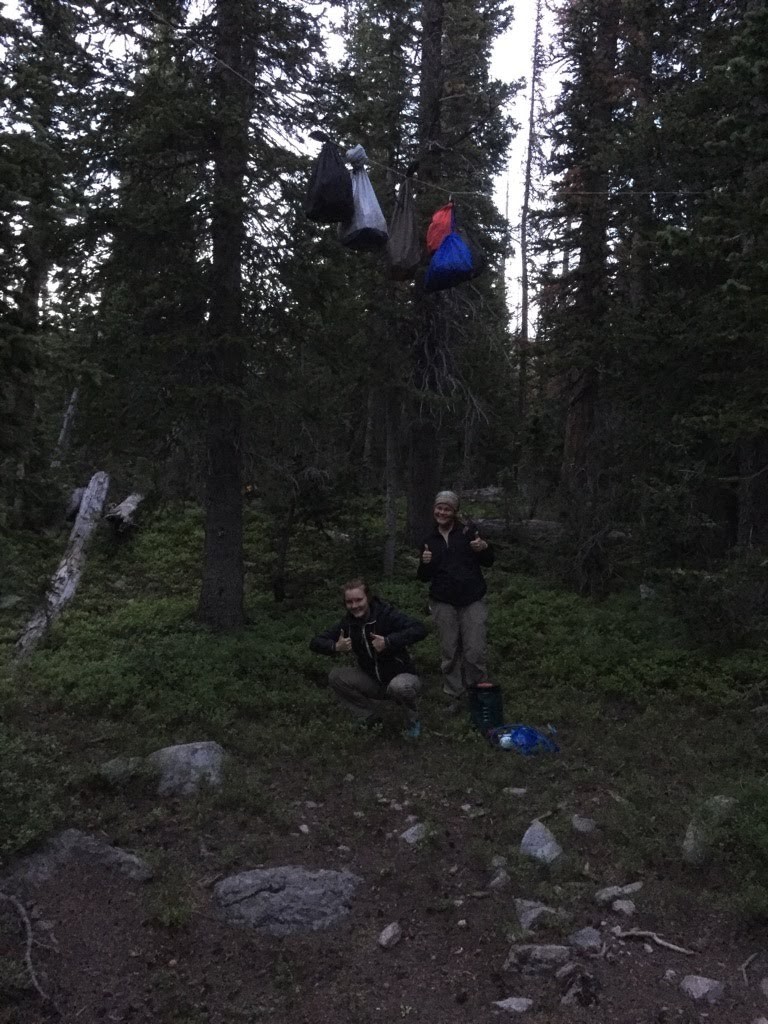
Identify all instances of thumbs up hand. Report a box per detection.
[421,544,432,564]
[371,633,387,653]
[335,629,352,654]
[470,533,488,553]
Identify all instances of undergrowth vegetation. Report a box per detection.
[1,501,767,923]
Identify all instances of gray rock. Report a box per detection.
[8,829,152,884]
[571,814,597,834]
[0,594,22,609]
[99,756,145,783]
[504,787,528,797]
[489,869,511,891]
[611,899,635,916]
[147,741,225,797]
[214,866,362,936]
[400,823,427,845]
[490,854,509,870]
[679,975,725,1004]
[504,944,571,974]
[595,881,642,904]
[682,795,737,866]
[569,927,602,951]
[493,996,534,1013]
[520,821,563,865]
[378,922,402,948]
[752,1018,768,1024]
[515,899,558,931]
[760,977,768,999]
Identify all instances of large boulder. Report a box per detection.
[5,829,152,884]
[147,741,225,797]
[214,866,363,936]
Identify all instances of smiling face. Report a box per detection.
[343,586,370,619]
[433,502,457,530]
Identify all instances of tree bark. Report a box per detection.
[197,0,250,629]
[16,471,110,658]
[51,387,78,470]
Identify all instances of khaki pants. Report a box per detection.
[429,598,488,697]
[328,665,422,723]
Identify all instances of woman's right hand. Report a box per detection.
[335,630,352,653]
[421,544,432,564]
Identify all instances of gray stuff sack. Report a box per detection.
[339,144,389,251]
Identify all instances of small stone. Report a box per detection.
[493,996,534,1013]
[391,802,403,811]
[679,975,726,1004]
[515,899,558,932]
[457,919,468,929]
[337,845,351,854]
[643,943,654,953]
[682,795,737,866]
[663,969,678,983]
[378,922,403,949]
[594,881,642,905]
[490,854,508,869]
[344,773,354,782]
[305,800,319,808]
[405,814,418,824]
[400,823,427,845]
[449,864,459,875]
[568,927,602,951]
[147,741,226,797]
[520,821,563,864]
[489,869,511,891]
[504,787,528,797]
[504,944,571,974]
[571,814,597,834]
[611,899,635,916]
[353,810,364,818]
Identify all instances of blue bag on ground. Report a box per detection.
[424,231,474,292]
[488,724,559,754]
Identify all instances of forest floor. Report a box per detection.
[1,503,768,1023]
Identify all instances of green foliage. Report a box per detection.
[0,724,65,863]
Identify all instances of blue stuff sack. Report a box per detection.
[424,231,474,293]
[488,724,559,755]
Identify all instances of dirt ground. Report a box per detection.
[2,731,768,1024]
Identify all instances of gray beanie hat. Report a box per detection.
[434,490,460,511]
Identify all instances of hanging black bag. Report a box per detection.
[304,141,354,223]
[387,178,421,280]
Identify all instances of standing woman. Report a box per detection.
[417,490,495,715]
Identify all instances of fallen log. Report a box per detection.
[105,492,144,534]
[15,471,110,659]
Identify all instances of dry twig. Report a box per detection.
[0,891,56,1006]
[740,950,759,985]
[613,927,694,956]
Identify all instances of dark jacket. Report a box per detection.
[310,597,427,686]
[417,519,494,607]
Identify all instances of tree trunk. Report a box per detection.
[406,0,444,544]
[51,386,79,470]
[383,389,399,576]
[518,0,544,421]
[16,471,110,658]
[560,3,618,494]
[197,0,250,629]
[106,492,144,534]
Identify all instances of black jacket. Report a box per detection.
[310,597,427,686]
[417,519,494,607]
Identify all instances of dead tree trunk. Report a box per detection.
[106,493,145,534]
[16,471,110,658]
